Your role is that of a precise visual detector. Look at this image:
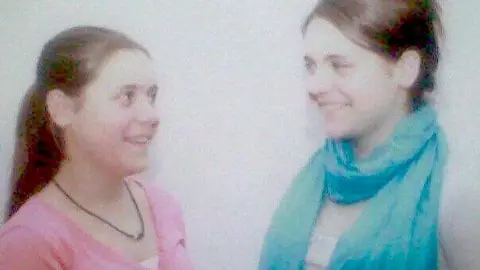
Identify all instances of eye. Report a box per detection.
[331,61,351,70]
[119,90,136,107]
[304,57,316,74]
[147,87,158,105]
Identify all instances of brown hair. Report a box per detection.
[5,26,150,221]
[303,0,443,101]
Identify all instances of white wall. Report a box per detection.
[0,1,478,269]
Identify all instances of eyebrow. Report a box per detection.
[304,53,348,63]
[120,83,158,92]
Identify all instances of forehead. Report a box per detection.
[89,49,157,91]
[304,18,366,60]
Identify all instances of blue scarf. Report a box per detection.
[258,104,448,270]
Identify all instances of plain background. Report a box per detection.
[0,1,478,269]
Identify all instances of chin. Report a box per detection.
[324,125,351,141]
[122,160,150,176]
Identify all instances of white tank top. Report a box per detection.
[140,256,159,269]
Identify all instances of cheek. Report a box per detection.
[323,74,390,137]
[96,117,130,144]
[346,68,394,111]
[74,107,130,146]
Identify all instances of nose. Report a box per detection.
[135,96,160,129]
[306,67,334,99]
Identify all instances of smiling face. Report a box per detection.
[57,49,160,176]
[304,18,410,143]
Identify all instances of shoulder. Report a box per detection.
[129,177,186,230]
[2,197,63,236]
[3,196,74,236]
[132,178,183,215]
[0,222,66,269]
[439,156,480,270]
[1,197,74,268]
[0,222,51,250]
[130,177,191,254]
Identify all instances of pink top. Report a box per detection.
[0,181,194,270]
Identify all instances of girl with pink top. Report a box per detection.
[0,26,193,270]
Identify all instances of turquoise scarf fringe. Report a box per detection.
[258,104,448,269]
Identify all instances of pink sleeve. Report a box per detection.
[0,226,65,270]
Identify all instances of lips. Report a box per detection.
[125,135,153,146]
[318,103,347,115]
[322,103,345,110]
[309,95,348,110]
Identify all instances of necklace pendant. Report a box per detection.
[134,231,145,241]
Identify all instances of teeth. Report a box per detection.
[129,137,150,144]
[323,104,343,110]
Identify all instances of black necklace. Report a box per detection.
[53,180,145,241]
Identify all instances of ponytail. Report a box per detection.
[5,84,63,221]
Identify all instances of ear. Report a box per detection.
[46,89,76,128]
[393,49,421,89]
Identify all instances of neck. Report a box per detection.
[53,156,127,207]
[354,103,410,158]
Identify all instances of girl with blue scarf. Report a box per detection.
[258,0,453,269]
